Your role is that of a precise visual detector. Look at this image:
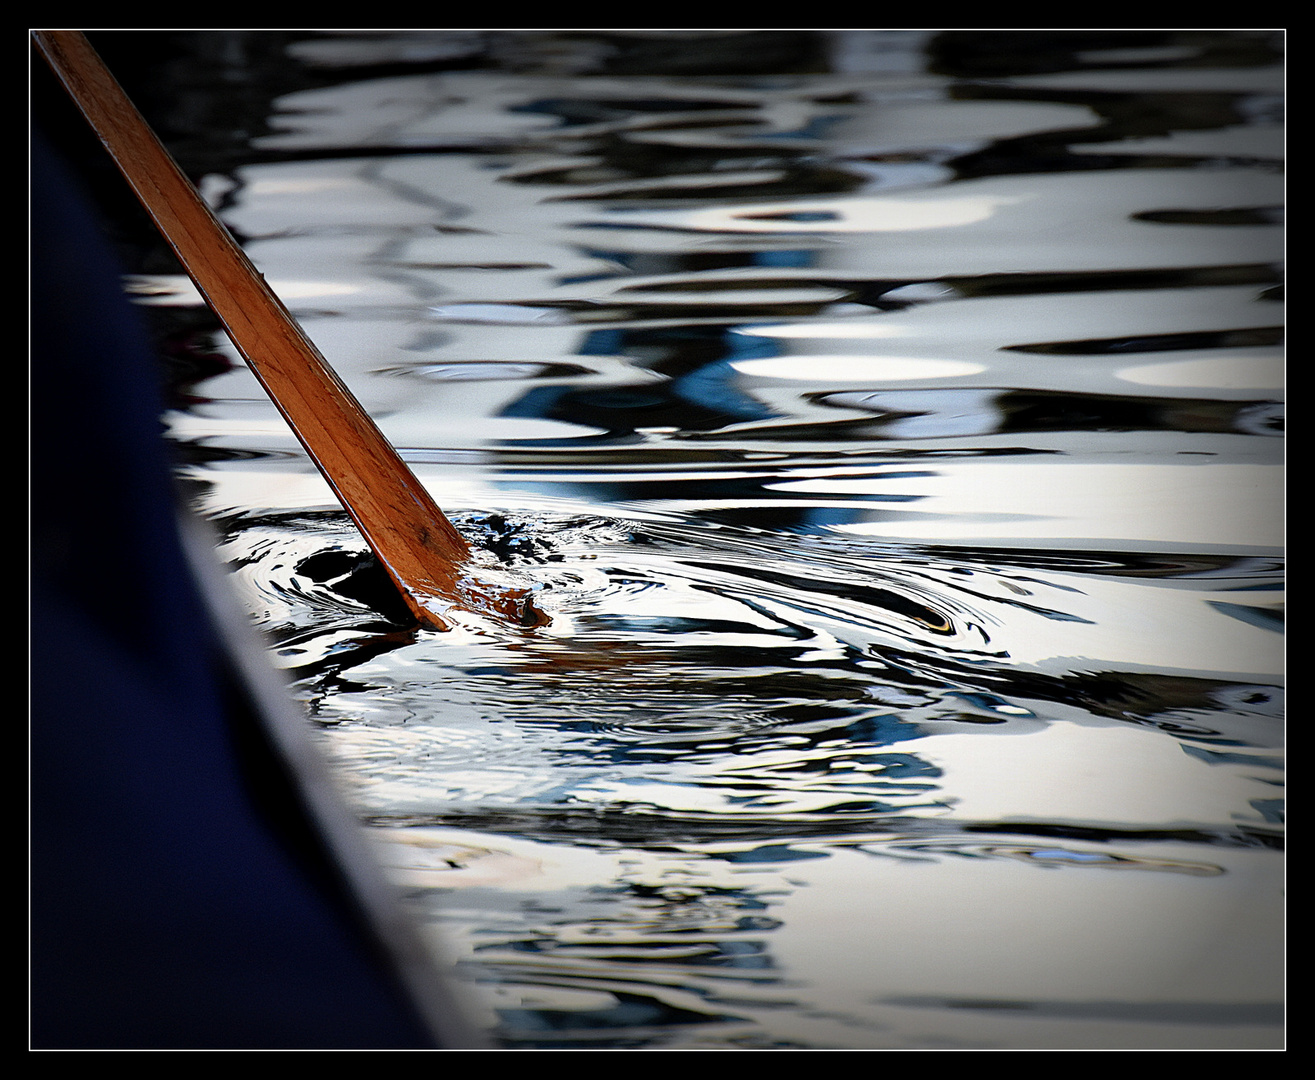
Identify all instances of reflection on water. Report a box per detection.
[138,31,1281,1048]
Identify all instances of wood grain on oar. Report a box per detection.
[35,31,543,629]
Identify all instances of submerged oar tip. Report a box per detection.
[406,578,552,632]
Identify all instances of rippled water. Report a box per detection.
[126,32,1282,1048]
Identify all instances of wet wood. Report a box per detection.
[34,30,539,629]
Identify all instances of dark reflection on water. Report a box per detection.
[94,30,1283,1049]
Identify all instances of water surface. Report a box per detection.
[138,31,1282,1049]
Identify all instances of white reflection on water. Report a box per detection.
[1118,354,1284,390]
[731,356,988,381]
[817,462,1283,548]
[658,194,1025,233]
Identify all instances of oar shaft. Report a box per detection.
[35,31,472,628]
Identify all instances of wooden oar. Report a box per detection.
[35,30,542,630]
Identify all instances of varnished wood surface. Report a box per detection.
[35,31,539,629]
